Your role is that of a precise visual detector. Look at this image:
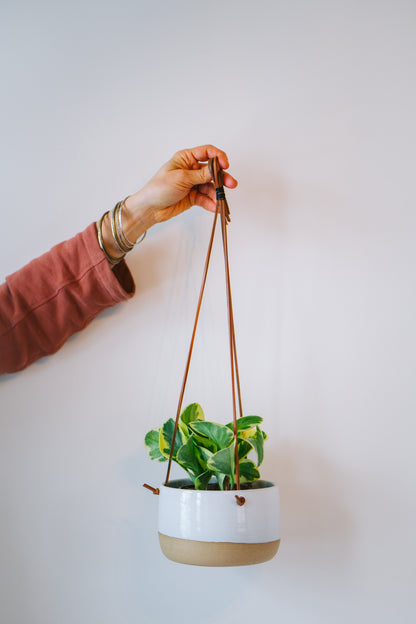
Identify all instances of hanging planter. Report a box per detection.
[143,158,280,566]
[158,479,280,567]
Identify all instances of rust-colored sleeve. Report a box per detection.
[0,222,135,374]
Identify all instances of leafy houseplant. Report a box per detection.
[144,402,280,567]
[145,403,267,491]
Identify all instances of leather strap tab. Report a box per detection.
[209,157,231,223]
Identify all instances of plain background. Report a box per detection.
[1,1,415,623]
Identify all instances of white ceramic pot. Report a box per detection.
[158,479,280,566]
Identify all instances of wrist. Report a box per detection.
[124,190,158,237]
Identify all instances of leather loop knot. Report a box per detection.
[216,186,226,201]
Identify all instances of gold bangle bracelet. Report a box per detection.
[111,203,133,253]
[119,197,147,246]
[96,211,124,265]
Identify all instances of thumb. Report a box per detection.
[185,165,212,187]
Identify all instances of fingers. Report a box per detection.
[197,183,216,198]
[185,165,212,187]
[175,145,230,170]
[184,165,238,190]
[190,177,238,214]
[190,188,217,213]
[223,172,238,189]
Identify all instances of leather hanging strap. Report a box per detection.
[164,157,243,496]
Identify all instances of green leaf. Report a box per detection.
[192,432,217,453]
[179,403,205,426]
[195,446,214,471]
[178,420,190,440]
[159,418,186,459]
[189,421,234,450]
[207,441,236,487]
[144,428,167,462]
[215,473,231,491]
[226,415,263,432]
[186,472,197,485]
[176,435,201,476]
[237,437,253,461]
[239,459,260,484]
[194,470,213,490]
[246,426,265,466]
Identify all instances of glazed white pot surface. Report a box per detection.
[158,479,280,543]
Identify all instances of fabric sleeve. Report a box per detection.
[0,222,135,374]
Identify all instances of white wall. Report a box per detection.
[1,1,415,622]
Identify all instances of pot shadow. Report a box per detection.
[268,442,354,542]
[224,443,358,601]
[118,441,357,622]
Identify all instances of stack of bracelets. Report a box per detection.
[97,196,146,265]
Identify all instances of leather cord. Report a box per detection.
[164,157,244,496]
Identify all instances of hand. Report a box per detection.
[126,145,238,225]
[99,145,237,264]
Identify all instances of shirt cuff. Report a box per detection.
[81,222,136,302]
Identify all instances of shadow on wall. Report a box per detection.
[232,161,288,232]
[271,443,354,542]
[125,232,177,297]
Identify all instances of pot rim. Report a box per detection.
[161,478,277,492]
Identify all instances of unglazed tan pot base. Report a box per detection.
[159,533,280,566]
